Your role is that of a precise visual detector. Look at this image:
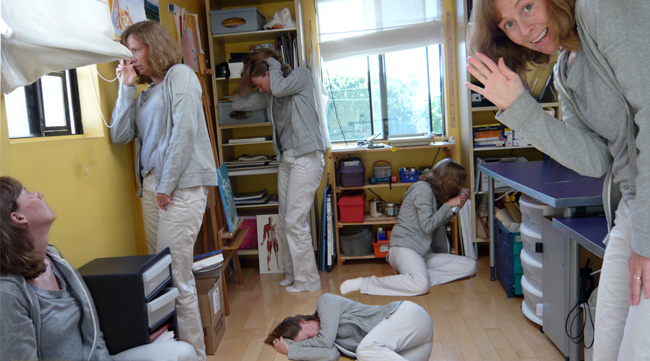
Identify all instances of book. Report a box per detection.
[234,193,271,205]
[234,190,268,201]
[217,164,239,233]
[149,323,171,342]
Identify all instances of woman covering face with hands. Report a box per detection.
[465,0,650,359]
[109,21,217,361]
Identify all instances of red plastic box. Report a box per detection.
[338,192,365,223]
[373,238,390,257]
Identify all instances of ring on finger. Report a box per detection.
[633,275,642,280]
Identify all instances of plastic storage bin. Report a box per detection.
[495,220,523,297]
[338,191,365,222]
[520,194,563,235]
[520,223,543,264]
[521,299,543,326]
[338,158,365,187]
[210,7,265,35]
[521,274,543,313]
[373,238,390,257]
[520,247,543,291]
[217,102,268,125]
[339,226,373,256]
[399,167,419,183]
[146,287,179,329]
[373,160,392,178]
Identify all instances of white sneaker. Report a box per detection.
[279,278,293,286]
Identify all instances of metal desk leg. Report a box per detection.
[568,238,581,361]
[489,176,496,281]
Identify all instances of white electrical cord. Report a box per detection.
[89,65,119,128]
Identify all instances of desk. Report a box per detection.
[478,160,605,361]
[553,215,607,259]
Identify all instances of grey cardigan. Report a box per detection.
[389,181,454,256]
[285,293,401,360]
[495,0,650,256]
[110,64,218,197]
[232,58,326,160]
[0,246,112,361]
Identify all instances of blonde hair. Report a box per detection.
[420,158,467,204]
[120,21,183,84]
[234,49,291,95]
[469,0,580,80]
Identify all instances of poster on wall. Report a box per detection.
[256,214,285,274]
[110,0,160,36]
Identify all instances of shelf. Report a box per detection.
[223,141,273,147]
[211,28,296,43]
[227,165,278,176]
[338,215,398,227]
[335,182,415,192]
[331,142,452,154]
[471,101,560,112]
[219,122,271,130]
[235,203,278,209]
[473,145,536,151]
[340,254,381,261]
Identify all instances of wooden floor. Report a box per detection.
[207,247,564,361]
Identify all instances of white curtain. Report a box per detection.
[316,0,444,61]
[1,0,133,94]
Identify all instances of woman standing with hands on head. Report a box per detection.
[465,0,650,358]
[232,49,326,293]
[109,20,217,361]
[340,158,476,296]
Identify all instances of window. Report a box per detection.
[323,46,444,143]
[5,69,83,139]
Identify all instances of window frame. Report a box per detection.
[8,69,83,138]
[324,45,446,143]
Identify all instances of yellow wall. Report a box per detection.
[0,0,208,268]
[1,0,469,267]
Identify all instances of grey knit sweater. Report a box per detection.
[285,293,401,360]
[496,0,650,256]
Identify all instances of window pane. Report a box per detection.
[323,57,372,142]
[5,87,32,138]
[41,74,67,127]
[384,47,432,135]
[427,46,444,135]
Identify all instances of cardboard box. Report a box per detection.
[203,311,226,355]
[196,275,224,325]
[210,7,265,35]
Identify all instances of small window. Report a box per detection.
[5,69,83,139]
[323,46,444,143]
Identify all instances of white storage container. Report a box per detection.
[522,299,543,326]
[520,223,543,264]
[521,274,543,314]
[520,247,543,290]
[141,254,172,299]
[519,194,563,234]
[147,287,178,329]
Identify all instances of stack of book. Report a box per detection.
[473,124,506,148]
[225,155,278,170]
[233,189,271,205]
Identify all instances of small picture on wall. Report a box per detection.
[256,214,285,274]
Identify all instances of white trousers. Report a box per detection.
[277,149,324,291]
[356,301,434,361]
[114,340,196,361]
[360,246,477,296]
[594,198,650,360]
[142,172,207,361]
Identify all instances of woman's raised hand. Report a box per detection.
[117,59,137,87]
[464,53,525,110]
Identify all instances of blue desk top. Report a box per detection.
[553,216,607,258]
[477,160,604,208]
